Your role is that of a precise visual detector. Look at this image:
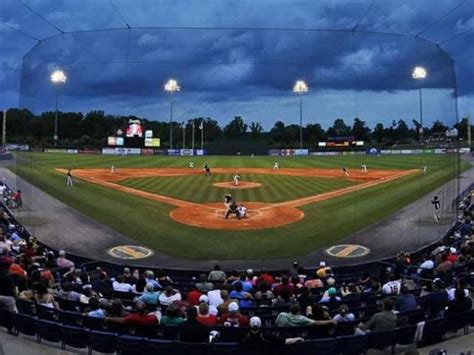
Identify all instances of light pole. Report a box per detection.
[412,66,427,144]
[164,79,180,149]
[293,80,308,149]
[50,70,67,147]
[182,122,186,149]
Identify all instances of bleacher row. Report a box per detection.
[0,183,473,355]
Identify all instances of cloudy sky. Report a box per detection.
[0,0,473,130]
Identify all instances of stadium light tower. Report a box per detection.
[50,70,67,147]
[164,79,180,149]
[412,66,427,143]
[293,80,309,149]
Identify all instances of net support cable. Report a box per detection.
[17,0,64,34]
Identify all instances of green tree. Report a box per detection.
[249,122,263,138]
[327,118,351,137]
[224,116,247,137]
[352,118,371,141]
[372,123,385,143]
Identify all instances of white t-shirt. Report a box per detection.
[447,288,469,301]
[159,292,182,306]
[238,206,247,216]
[207,289,224,308]
[417,260,434,274]
[382,281,401,295]
[112,281,133,293]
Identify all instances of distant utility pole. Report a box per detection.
[2,110,6,146]
[467,115,471,151]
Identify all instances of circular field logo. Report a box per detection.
[108,245,153,260]
[325,244,370,258]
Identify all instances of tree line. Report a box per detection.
[1,108,470,149]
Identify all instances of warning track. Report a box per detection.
[56,168,418,230]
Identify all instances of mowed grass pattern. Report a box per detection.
[118,174,355,203]
[10,153,468,260]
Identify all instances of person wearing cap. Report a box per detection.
[198,294,218,316]
[220,302,249,327]
[276,304,336,328]
[137,283,161,306]
[241,316,304,345]
[217,290,239,315]
[57,250,75,269]
[106,301,159,325]
[319,287,341,305]
[446,248,458,263]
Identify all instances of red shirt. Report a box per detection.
[196,314,218,327]
[258,273,274,285]
[122,312,158,325]
[220,313,250,327]
[188,290,203,306]
[447,254,457,263]
[273,283,294,296]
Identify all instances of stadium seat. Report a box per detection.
[36,319,62,344]
[144,338,175,352]
[35,304,58,321]
[208,342,250,355]
[276,338,338,355]
[420,318,446,346]
[395,324,417,346]
[15,298,35,315]
[116,334,147,355]
[175,341,208,355]
[0,309,14,332]
[339,334,369,355]
[60,324,88,350]
[367,329,396,353]
[445,310,473,335]
[88,330,118,354]
[13,313,37,337]
[57,309,84,326]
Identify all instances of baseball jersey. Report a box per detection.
[382,281,401,295]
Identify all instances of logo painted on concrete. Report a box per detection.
[325,244,370,258]
[108,245,153,260]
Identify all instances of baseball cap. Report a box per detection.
[228,302,239,313]
[199,295,209,303]
[449,247,457,254]
[250,316,261,329]
[319,261,326,267]
[328,287,337,296]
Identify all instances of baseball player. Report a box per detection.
[111,165,116,174]
[224,194,233,210]
[422,165,428,174]
[225,200,240,219]
[342,166,349,178]
[203,164,211,176]
[361,164,368,174]
[431,195,441,223]
[273,162,279,170]
[237,204,247,219]
[189,161,194,169]
[66,169,74,187]
[233,173,241,186]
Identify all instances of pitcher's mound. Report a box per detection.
[213,181,262,189]
[170,202,304,230]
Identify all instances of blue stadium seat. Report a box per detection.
[208,342,250,355]
[445,310,473,335]
[35,304,58,321]
[15,298,35,315]
[395,324,417,346]
[0,309,14,333]
[144,338,175,352]
[60,324,88,350]
[339,334,369,355]
[13,313,36,337]
[420,318,446,346]
[116,334,147,355]
[175,341,208,355]
[88,330,118,355]
[277,338,338,355]
[367,329,396,353]
[36,319,62,344]
[57,309,84,326]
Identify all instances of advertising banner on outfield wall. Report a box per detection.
[434,148,446,154]
[366,147,380,155]
[45,148,78,154]
[195,149,207,156]
[422,149,435,154]
[141,148,154,155]
[79,148,101,154]
[280,149,309,156]
[102,148,116,155]
[6,144,29,151]
[153,149,167,155]
[167,149,180,156]
[268,149,280,156]
[180,149,194,156]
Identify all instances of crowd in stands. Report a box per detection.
[0,184,473,352]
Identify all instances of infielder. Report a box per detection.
[111,165,116,174]
[361,164,368,174]
[203,164,212,176]
[431,195,441,223]
[233,173,241,186]
[189,161,194,169]
[66,169,74,187]
[342,166,350,178]
[422,165,428,174]
[273,162,279,170]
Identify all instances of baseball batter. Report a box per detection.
[224,194,233,209]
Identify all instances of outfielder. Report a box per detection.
[361,164,368,174]
[422,165,428,174]
[66,169,74,187]
[431,195,441,223]
[189,161,194,169]
[342,166,350,178]
[203,164,211,176]
[233,173,241,186]
[273,162,279,170]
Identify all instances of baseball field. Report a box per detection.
[10,153,468,260]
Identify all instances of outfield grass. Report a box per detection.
[10,153,468,260]
[118,174,355,203]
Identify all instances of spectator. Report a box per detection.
[196,273,214,293]
[106,301,158,325]
[161,303,185,326]
[304,276,324,289]
[198,294,218,316]
[85,297,106,318]
[92,272,112,296]
[208,264,226,283]
[196,303,218,326]
[159,286,182,306]
[112,275,133,293]
[257,268,274,285]
[446,289,472,315]
[276,304,336,328]
[395,285,418,312]
[272,287,297,307]
[362,298,397,332]
[447,279,469,301]
[382,274,401,295]
[137,283,161,307]
[417,256,435,277]
[156,269,173,288]
[229,282,253,308]
[333,304,355,322]
[217,290,238,315]
[34,282,59,310]
[254,282,274,300]
[273,275,294,297]
[57,250,75,269]
[320,287,341,307]
[188,286,203,306]
[241,316,304,345]
[179,307,211,343]
[0,269,17,312]
[220,302,249,327]
[297,286,319,309]
[122,267,137,285]
[144,271,161,290]
[232,273,252,293]
[435,254,453,275]
[207,286,224,308]
[423,279,448,318]
[12,190,22,208]
[59,282,81,302]
[340,283,362,298]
